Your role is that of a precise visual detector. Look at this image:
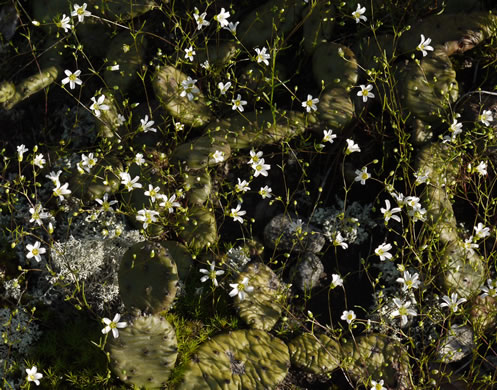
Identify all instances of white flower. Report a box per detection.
[134,153,145,166]
[194,9,210,30]
[53,182,71,200]
[144,184,161,202]
[180,77,200,101]
[232,94,247,112]
[229,277,254,300]
[223,21,239,33]
[252,158,271,177]
[323,129,337,144]
[218,81,232,95]
[140,115,156,133]
[212,150,225,163]
[302,94,319,113]
[57,14,72,32]
[449,118,463,136]
[341,310,356,324]
[330,274,344,289]
[475,161,488,176]
[46,170,62,186]
[119,172,142,191]
[414,169,429,185]
[405,195,422,210]
[357,84,374,102]
[390,298,416,326]
[370,379,386,390]
[71,3,91,23]
[474,223,490,239]
[408,206,426,222]
[33,153,46,168]
[481,279,497,298]
[26,366,43,386]
[61,69,82,90]
[333,231,348,249]
[345,139,361,154]
[380,199,401,223]
[462,237,478,251]
[230,203,246,223]
[375,242,392,261]
[159,194,180,213]
[235,178,250,193]
[391,191,406,207]
[199,262,225,286]
[396,270,420,291]
[29,204,49,225]
[90,95,109,118]
[200,60,210,69]
[95,193,118,212]
[184,46,195,61]
[440,292,467,313]
[417,34,434,57]
[254,47,270,65]
[248,149,263,165]
[136,209,160,229]
[215,8,230,27]
[26,241,46,263]
[117,114,126,126]
[80,153,97,173]
[101,313,127,338]
[174,121,185,131]
[259,185,272,199]
[352,3,367,23]
[17,144,28,161]
[479,109,493,126]
[108,64,120,71]
[354,166,371,185]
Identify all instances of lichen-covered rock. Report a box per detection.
[238,0,304,48]
[340,333,410,388]
[172,135,231,169]
[153,66,212,127]
[178,329,290,389]
[288,332,341,374]
[317,87,354,132]
[108,315,177,390]
[233,262,283,331]
[2,66,59,110]
[118,241,179,313]
[312,43,358,91]
[264,214,325,253]
[291,252,324,291]
[179,206,218,251]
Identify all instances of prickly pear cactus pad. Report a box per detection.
[172,135,231,169]
[398,12,497,56]
[340,334,410,388]
[118,241,179,314]
[288,332,341,374]
[179,206,218,251]
[317,87,354,132]
[233,262,283,331]
[152,65,212,127]
[108,315,178,390]
[312,43,358,91]
[177,329,290,389]
[397,47,458,125]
